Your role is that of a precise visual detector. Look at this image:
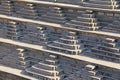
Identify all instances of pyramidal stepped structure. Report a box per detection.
[25,54,65,80]
[0,0,120,80]
[47,31,84,55]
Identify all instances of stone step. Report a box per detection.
[88,0,117,5]
[49,54,58,59]
[45,12,65,17]
[70,20,97,26]
[83,2,119,9]
[98,45,119,53]
[40,17,66,24]
[65,23,99,31]
[34,63,61,71]
[45,59,59,65]
[76,17,97,23]
[41,15,66,20]
[105,38,116,43]
[59,38,80,44]
[47,44,82,55]
[53,41,81,50]
[31,66,62,76]
[102,42,117,48]
[25,68,61,80]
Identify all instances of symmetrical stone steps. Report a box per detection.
[47,31,85,55]
[25,54,65,80]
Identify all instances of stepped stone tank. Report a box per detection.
[0,0,120,80]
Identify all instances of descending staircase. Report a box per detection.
[5,21,22,40]
[47,31,85,55]
[25,54,65,80]
[17,48,30,70]
[65,10,100,31]
[36,27,50,45]
[1,48,28,69]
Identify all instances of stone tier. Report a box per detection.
[14,3,38,19]
[47,31,85,55]
[1,48,30,70]
[65,10,100,31]
[0,0,13,15]
[88,38,120,63]
[21,26,50,46]
[40,7,67,24]
[5,21,22,40]
[83,0,120,9]
[25,54,65,80]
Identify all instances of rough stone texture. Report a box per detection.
[0,71,29,80]
[0,0,120,80]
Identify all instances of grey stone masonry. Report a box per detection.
[5,21,22,40]
[88,37,120,63]
[25,54,65,80]
[47,31,85,55]
[83,0,120,9]
[0,46,11,64]
[64,64,119,80]
[65,10,101,31]
[95,12,120,33]
[0,0,120,80]
[17,48,30,70]
[13,3,38,19]
[55,0,83,4]
[1,48,26,69]
[35,5,49,17]
[39,7,67,24]
[0,0,13,15]
[38,0,83,4]
[21,25,50,46]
